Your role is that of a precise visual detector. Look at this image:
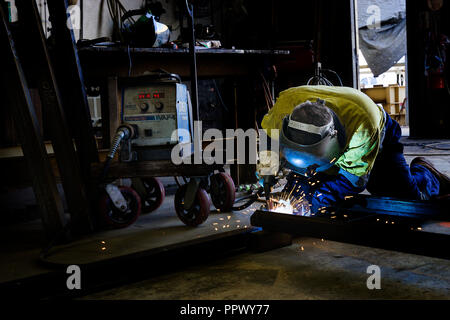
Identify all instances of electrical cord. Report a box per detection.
[231,187,265,211]
[107,0,133,43]
[323,69,343,86]
[307,63,343,86]
[307,74,334,86]
[127,44,132,76]
[307,74,333,86]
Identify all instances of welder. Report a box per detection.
[261,85,450,213]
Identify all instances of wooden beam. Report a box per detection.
[0,4,65,238]
[46,0,99,178]
[14,0,93,233]
[106,76,121,148]
[90,159,222,181]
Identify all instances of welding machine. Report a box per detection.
[98,73,236,229]
[118,73,193,162]
[97,73,196,228]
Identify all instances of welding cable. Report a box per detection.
[147,68,182,83]
[231,195,258,211]
[127,44,132,77]
[234,192,257,203]
[307,75,332,86]
[107,0,132,43]
[99,133,124,182]
[231,187,265,211]
[307,64,339,86]
[99,126,133,182]
[322,69,343,86]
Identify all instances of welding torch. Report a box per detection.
[256,150,279,206]
[262,175,276,203]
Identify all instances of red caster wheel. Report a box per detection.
[139,177,165,213]
[210,172,236,212]
[99,186,141,228]
[174,184,210,226]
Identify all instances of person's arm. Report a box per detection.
[284,172,365,213]
[335,123,380,188]
[308,174,365,212]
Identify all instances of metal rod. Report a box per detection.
[185,0,199,122]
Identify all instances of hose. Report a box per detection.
[99,126,133,182]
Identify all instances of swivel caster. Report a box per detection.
[133,177,165,214]
[174,184,211,226]
[99,185,141,228]
[210,172,236,212]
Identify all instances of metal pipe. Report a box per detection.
[185,0,199,122]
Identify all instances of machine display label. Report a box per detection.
[124,114,176,121]
[138,92,165,99]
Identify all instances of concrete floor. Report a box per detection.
[0,195,255,283]
[82,237,450,300]
[81,138,450,300]
[1,137,450,299]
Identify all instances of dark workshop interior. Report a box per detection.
[0,0,449,302]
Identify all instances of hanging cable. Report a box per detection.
[127,44,132,76]
[307,63,343,86]
[323,69,343,86]
[107,0,134,43]
[260,72,274,110]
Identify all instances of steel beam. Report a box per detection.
[250,196,450,259]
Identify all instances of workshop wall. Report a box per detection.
[83,0,146,41]
[250,0,357,91]
[81,0,213,43]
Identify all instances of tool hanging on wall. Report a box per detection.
[97,70,236,228]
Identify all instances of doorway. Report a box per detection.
[355,0,409,136]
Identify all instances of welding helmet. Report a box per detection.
[279,100,343,174]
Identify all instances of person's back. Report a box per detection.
[262,85,385,187]
[261,85,449,214]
